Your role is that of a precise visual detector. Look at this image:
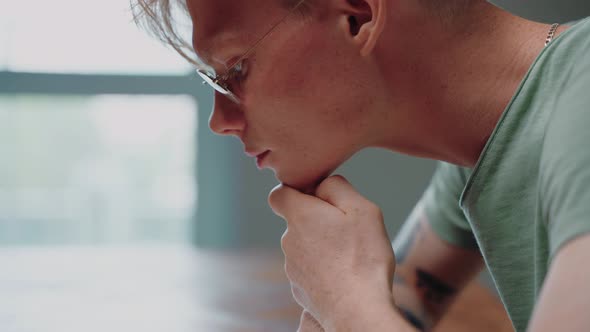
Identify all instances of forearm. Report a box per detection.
[392,265,459,331]
[391,203,481,331]
[321,270,456,332]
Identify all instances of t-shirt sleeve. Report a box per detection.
[420,161,478,250]
[540,59,590,261]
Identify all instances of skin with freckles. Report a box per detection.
[189,0,389,194]
[187,0,565,194]
[268,176,402,331]
[182,0,571,330]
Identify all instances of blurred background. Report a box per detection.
[1,0,589,331]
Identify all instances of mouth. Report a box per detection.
[256,150,270,169]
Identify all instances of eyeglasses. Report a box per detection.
[196,0,307,104]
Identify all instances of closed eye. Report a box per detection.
[226,59,249,91]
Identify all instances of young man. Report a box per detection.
[133,0,590,331]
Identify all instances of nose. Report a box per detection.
[208,92,245,137]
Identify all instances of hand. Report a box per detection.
[298,310,325,332]
[268,175,397,329]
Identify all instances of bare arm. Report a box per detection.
[391,202,485,331]
[527,233,590,332]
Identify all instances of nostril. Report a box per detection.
[209,93,246,136]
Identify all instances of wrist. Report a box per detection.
[326,293,418,332]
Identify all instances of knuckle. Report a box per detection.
[291,283,304,305]
[267,191,277,208]
[367,201,382,216]
[284,261,293,281]
[267,184,284,206]
[280,230,289,253]
[301,311,323,331]
[302,310,314,322]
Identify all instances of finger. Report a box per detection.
[290,282,306,308]
[298,310,325,332]
[268,183,332,222]
[314,175,367,213]
[268,183,310,220]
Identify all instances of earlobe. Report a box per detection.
[348,0,387,57]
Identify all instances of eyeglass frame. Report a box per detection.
[196,0,307,104]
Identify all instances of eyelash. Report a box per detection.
[228,60,248,86]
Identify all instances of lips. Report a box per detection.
[245,150,264,158]
[256,150,270,159]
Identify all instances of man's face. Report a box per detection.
[188,0,378,193]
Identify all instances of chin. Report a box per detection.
[272,164,337,195]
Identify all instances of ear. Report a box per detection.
[341,0,387,57]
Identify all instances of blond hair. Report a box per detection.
[130,0,311,67]
[131,0,472,65]
[131,0,200,66]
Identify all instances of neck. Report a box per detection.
[372,0,567,167]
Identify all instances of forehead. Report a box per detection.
[186,0,283,69]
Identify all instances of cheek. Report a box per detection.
[273,42,337,99]
[254,20,347,102]
[249,23,370,185]
[262,39,361,124]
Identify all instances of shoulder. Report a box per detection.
[541,17,590,159]
[538,44,590,255]
[423,161,472,214]
[431,161,471,187]
[541,57,590,163]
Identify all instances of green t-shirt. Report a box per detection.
[420,16,590,332]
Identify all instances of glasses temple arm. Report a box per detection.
[225,0,307,70]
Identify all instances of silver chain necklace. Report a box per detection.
[545,23,560,47]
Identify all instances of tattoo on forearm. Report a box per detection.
[415,269,457,304]
[398,306,426,331]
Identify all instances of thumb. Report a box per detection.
[297,310,325,332]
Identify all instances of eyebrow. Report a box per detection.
[193,33,245,73]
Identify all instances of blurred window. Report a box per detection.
[0,0,191,74]
[0,95,197,244]
[0,0,201,245]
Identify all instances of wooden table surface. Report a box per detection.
[0,246,513,332]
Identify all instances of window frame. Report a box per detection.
[0,70,241,247]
